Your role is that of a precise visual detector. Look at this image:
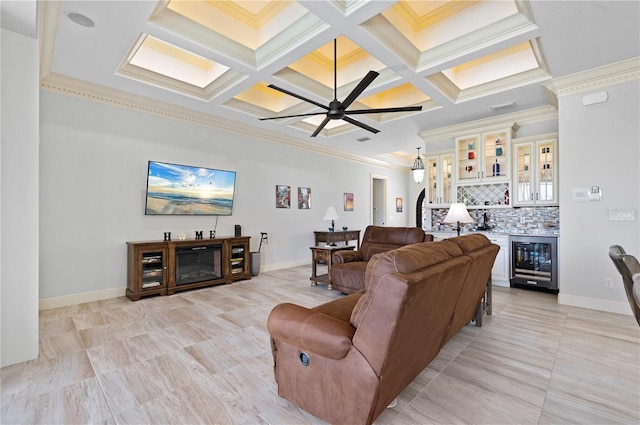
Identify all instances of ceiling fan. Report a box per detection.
[259,39,423,137]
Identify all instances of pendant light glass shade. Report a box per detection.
[411,147,425,183]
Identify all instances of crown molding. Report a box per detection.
[512,131,558,144]
[418,104,557,143]
[39,72,406,172]
[544,57,640,97]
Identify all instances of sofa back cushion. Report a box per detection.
[351,240,463,328]
[349,242,472,405]
[359,226,427,261]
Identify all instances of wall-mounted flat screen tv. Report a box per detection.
[145,161,236,216]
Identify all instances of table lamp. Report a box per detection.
[443,203,474,236]
[323,207,340,245]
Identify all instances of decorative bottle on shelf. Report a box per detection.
[504,189,510,205]
[492,159,501,176]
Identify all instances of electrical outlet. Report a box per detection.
[604,278,613,288]
[520,216,526,224]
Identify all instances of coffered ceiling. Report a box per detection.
[28,1,640,166]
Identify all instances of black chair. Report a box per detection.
[608,245,640,326]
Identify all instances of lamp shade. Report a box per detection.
[443,203,474,224]
[323,206,340,222]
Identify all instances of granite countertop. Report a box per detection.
[428,229,559,238]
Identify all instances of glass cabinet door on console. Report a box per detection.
[513,136,558,206]
[426,153,454,206]
[225,238,251,279]
[126,242,168,301]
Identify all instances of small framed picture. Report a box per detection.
[344,193,354,211]
[276,185,291,209]
[396,197,403,213]
[298,187,311,209]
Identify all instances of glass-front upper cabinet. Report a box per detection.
[455,128,512,184]
[513,135,558,206]
[426,153,454,206]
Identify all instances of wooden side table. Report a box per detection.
[310,245,356,290]
[314,230,361,250]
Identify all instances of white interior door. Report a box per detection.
[371,175,386,226]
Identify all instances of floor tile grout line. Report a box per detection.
[74,310,121,425]
[535,307,569,425]
[392,317,493,420]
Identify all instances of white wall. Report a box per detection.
[39,91,412,301]
[558,80,640,313]
[1,28,40,367]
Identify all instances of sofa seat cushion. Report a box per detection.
[313,292,363,323]
[329,262,368,294]
[351,240,463,328]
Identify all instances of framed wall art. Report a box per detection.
[396,197,403,212]
[344,193,354,211]
[276,185,291,208]
[298,187,311,209]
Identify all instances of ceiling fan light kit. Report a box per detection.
[260,39,422,137]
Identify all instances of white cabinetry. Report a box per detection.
[455,128,513,184]
[512,134,558,206]
[428,232,509,286]
[484,234,509,286]
[426,152,454,207]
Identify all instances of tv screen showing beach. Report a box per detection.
[145,161,236,215]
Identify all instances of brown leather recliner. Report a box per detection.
[267,234,499,425]
[330,225,431,294]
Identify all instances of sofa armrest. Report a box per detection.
[333,250,362,264]
[267,303,355,359]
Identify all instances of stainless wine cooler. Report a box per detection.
[510,235,558,293]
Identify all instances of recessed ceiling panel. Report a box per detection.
[116,33,246,101]
[358,83,430,108]
[165,0,304,50]
[428,39,550,102]
[232,82,302,112]
[276,36,386,98]
[363,0,537,72]
[150,0,327,69]
[128,35,228,88]
[442,41,539,90]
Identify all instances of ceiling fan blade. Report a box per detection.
[267,84,329,110]
[340,70,379,109]
[343,116,380,134]
[345,106,423,115]
[311,116,331,137]
[259,111,326,121]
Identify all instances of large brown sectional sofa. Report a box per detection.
[330,225,432,294]
[267,234,499,425]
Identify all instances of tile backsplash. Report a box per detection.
[429,206,559,236]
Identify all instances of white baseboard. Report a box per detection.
[558,293,632,316]
[261,259,310,273]
[38,261,310,310]
[40,287,126,310]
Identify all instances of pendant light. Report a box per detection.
[411,147,425,183]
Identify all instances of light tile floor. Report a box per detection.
[2,266,638,424]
